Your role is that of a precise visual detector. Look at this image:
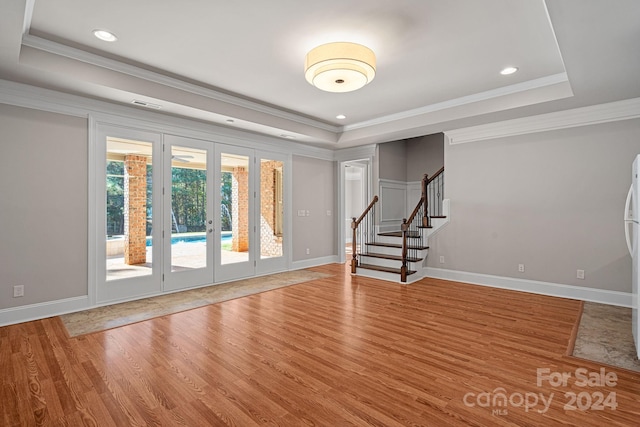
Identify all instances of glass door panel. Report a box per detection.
[96,125,162,304]
[216,145,255,281]
[163,136,214,291]
[256,153,288,274]
[105,138,154,280]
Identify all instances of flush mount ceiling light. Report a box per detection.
[93,29,117,42]
[305,42,376,93]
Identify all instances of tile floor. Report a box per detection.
[572,302,640,372]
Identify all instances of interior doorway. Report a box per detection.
[342,160,370,262]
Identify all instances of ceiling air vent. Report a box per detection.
[131,100,162,109]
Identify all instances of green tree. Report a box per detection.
[221,172,232,231]
[106,161,124,235]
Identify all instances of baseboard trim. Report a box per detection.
[423,267,632,307]
[0,295,90,327]
[291,256,340,271]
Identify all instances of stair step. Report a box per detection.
[377,231,420,238]
[366,242,429,250]
[358,263,417,275]
[417,225,433,229]
[360,252,422,262]
[431,216,447,219]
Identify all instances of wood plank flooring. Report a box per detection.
[2,263,639,426]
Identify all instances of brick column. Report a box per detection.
[232,166,249,252]
[124,155,147,265]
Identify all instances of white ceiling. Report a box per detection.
[0,0,638,149]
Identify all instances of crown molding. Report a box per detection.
[342,73,569,132]
[445,97,640,144]
[0,79,335,161]
[21,34,339,134]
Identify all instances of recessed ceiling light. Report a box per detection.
[280,134,295,139]
[336,114,347,120]
[500,66,518,75]
[226,119,235,123]
[93,29,117,42]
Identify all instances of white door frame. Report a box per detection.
[94,123,163,304]
[338,157,372,264]
[255,151,291,275]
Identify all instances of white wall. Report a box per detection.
[0,104,88,309]
[428,118,640,293]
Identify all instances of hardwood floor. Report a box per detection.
[2,263,639,426]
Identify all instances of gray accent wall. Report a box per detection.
[292,155,336,261]
[0,104,88,309]
[406,133,445,181]
[378,133,444,182]
[378,139,406,181]
[428,119,640,293]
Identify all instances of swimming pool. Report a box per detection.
[145,233,232,246]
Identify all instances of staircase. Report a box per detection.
[351,169,447,283]
[358,230,430,283]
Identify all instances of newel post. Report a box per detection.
[421,173,430,228]
[351,217,358,273]
[400,218,408,282]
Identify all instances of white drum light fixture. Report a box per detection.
[305,42,376,93]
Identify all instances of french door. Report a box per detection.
[96,125,288,303]
[163,135,214,291]
[255,151,288,275]
[96,124,163,303]
[214,147,289,281]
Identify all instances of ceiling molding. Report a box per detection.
[342,73,570,133]
[21,34,339,133]
[0,78,335,161]
[445,97,640,145]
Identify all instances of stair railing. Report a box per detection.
[426,167,444,218]
[351,195,379,274]
[401,197,425,282]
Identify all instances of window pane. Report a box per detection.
[170,146,208,271]
[221,153,249,264]
[260,159,283,259]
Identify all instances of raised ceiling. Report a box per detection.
[0,0,638,149]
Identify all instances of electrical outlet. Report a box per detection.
[306,248,310,255]
[518,264,525,273]
[297,210,305,217]
[13,285,24,298]
[439,255,445,264]
[306,210,310,216]
[577,269,585,279]
[326,210,331,216]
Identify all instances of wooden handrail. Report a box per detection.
[427,167,444,184]
[403,197,425,231]
[353,196,378,226]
